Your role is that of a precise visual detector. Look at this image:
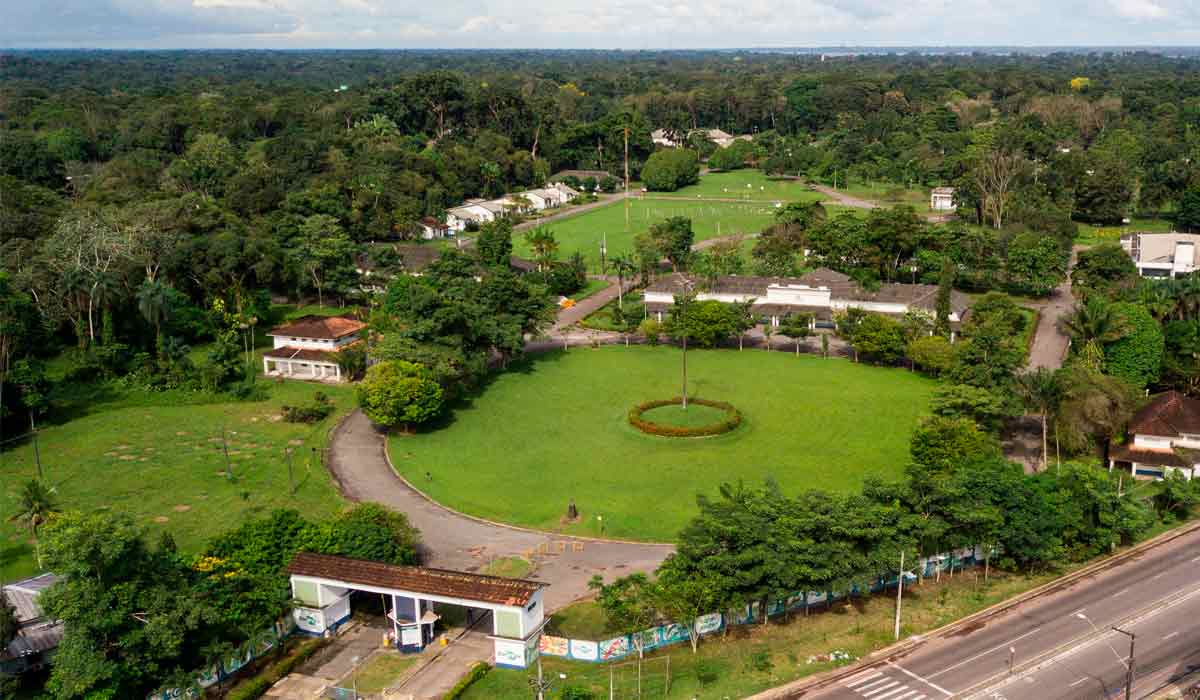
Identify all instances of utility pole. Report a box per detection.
[1113,626,1135,700]
[893,549,905,641]
[679,277,695,409]
[30,413,44,481]
[285,448,296,495]
[623,124,631,235]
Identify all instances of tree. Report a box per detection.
[1103,302,1164,388]
[1056,366,1140,465]
[10,479,59,569]
[1071,243,1138,298]
[610,254,636,310]
[971,140,1023,229]
[934,258,954,337]
[136,279,173,359]
[929,384,1010,431]
[641,149,700,192]
[778,313,812,355]
[653,563,729,654]
[1064,297,1126,369]
[1005,233,1067,296]
[667,299,736,349]
[707,145,746,171]
[909,416,1001,475]
[326,504,421,565]
[588,573,660,659]
[649,217,694,272]
[1178,185,1200,233]
[1016,368,1062,471]
[1073,159,1135,225]
[289,215,358,307]
[165,133,238,199]
[524,227,558,271]
[39,511,214,699]
[848,313,906,364]
[0,589,17,649]
[475,219,514,268]
[357,361,445,429]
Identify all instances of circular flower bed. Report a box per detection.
[628,397,742,438]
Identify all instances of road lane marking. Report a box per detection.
[927,627,1043,679]
[873,686,914,700]
[1071,607,1086,616]
[862,681,900,696]
[858,678,892,691]
[889,662,954,697]
[1191,554,1200,562]
[1069,678,1089,687]
[1152,571,1167,580]
[1164,631,1180,640]
[891,693,918,700]
[1113,587,1129,597]
[845,670,884,686]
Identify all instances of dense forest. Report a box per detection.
[5,48,1200,417]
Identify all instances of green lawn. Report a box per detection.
[1,378,353,584]
[340,652,418,695]
[668,170,825,202]
[1075,217,1174,246]
[641,403,729,428]
[835,181,934,212]
[513,198,781,272]
[482,556,534,579]
[387,347,934,541]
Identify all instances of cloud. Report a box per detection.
[2,0,1199,48]
[1108,0,1169,20]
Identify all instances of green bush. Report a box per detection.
[628,398,742,437]
[445,662,491,700]
[281,392,335,423]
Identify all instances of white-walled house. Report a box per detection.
[930,187,956,211]
[1120,232,1200,279]
[418,217,451,240]
[643,268,971,337]
[263,315,367,382]
[446,203,495,232]
[1110,392,1200,480]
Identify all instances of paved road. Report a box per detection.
[326,409,672,613]
[1026,246,1083,371]
[791,524,1200,700]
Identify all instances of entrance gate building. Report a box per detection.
[286,552,547,668]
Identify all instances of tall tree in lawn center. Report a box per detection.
[675,275,697,409]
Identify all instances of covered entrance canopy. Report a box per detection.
[286,552,547,669]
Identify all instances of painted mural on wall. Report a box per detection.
[537,546,983,664]
[146,617,296,700]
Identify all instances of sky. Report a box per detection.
[2,0,1200,50]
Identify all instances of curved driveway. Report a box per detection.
[326,409,671,611]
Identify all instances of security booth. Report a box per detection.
[286,552,547,668]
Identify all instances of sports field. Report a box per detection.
[513,198,779,271]
[387,346,933,541]
[668,170,826,202]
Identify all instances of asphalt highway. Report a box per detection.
[796,525,1200,700]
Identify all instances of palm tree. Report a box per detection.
[137,279,172,358]
[10,480,59,570]
[610,254,636,310]
[1016,368,1061,472]
[524,228,559,272]
[1063,297,1124,368]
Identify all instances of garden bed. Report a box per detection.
[629,398,742,437]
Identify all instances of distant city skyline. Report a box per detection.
[3,0,1200,50]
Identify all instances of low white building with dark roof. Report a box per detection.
[2,573,63,674]
[643,268,971,337]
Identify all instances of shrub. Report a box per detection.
[560,687,596,700]
[225,637,326,700]
[628,398,742,437]
[281,392,335,423]
[357,360,444,429]
[639,318,662,345]
[695,658,721,686]
[445,662,490,700]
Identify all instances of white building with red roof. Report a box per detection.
[1110,391,1200,480]
[262,315,366,382]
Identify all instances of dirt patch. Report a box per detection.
[120,454,136,461]
[288,439,304,446]
[176,431,189,436]
[153,516,170,524]
[173,504,192,512]
[115,444,131,450]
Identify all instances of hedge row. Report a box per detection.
[628,397,742,437]
[445,662,491,700]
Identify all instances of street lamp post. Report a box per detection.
[1074,613,1131,680]
[1112,626,1135,700]
[678,276,696,409]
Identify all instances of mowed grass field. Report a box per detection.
[1,380,353,583]
[387,347,933,541]
[669,170,826,202]
[512,198,780,271]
